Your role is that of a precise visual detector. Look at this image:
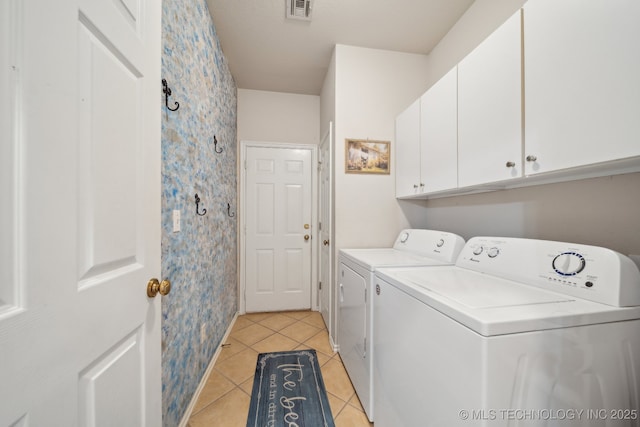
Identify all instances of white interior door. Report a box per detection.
[0,0,162,425]
[245,145,313,312]
[318,125,333,336]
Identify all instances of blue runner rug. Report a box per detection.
[247,349,335,427]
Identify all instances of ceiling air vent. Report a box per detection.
[286,0,313,21]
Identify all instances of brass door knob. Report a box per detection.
[304,234,310,241]
[147,278,171,298]
[323,240,330,246]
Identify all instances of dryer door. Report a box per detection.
[338,263,367,358]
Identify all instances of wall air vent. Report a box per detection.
[286,0,313,21]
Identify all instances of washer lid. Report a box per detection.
[399,268,572,309]
[376,266,640,337]
[339,248,449,271]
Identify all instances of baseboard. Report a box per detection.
[178,311,239,427]
[329,334,339,353]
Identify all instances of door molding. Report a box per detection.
[317,123,334,343]
[239,140,318,314]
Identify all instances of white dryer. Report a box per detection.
[373,237,640,427]
[338,229,465,421]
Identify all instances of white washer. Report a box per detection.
[338,229,465,421]
[373,237,640,427]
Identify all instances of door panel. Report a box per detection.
[256,250,275,292]
[78,328,144,427]
[285,184,303,232]
[524,0,640,174]
[457,11,522,187]
[0,0,161,425]
[395,99,421,197]
[77,17,141,283]
[338,264,367,358]
[245,146,313,312]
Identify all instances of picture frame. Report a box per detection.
[345,139,390,175]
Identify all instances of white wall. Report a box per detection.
[405,0,640,257]
[400,173,640,256]
[320,51,336,140]
[237,89,320,144]
[426,0,526,86]
[333,44,430,250]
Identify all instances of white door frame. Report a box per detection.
[317,123,334,341]
[239,140,318,314]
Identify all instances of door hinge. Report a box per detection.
[364,288,367,303]
[319,281,322,290]
[363,338,367,358]
[318,222,322,231]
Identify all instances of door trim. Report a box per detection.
[317,123,334,341]
[239,140,318,314]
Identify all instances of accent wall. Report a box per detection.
[161,0,237,425]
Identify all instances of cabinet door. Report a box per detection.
[458,11,522,187]
[395,99,422,197]
[420,67,458,193]
[524,0,640,175]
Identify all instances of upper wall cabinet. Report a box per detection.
[523,0,640,175]
[396,1,640,200]
[457,10,523,188]
[395,99,422,197]
[420,67,458,193]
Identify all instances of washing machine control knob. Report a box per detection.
[552,252,586,276]
[487,247,500,258]
[436,239,444,247]
[473,246,483,256]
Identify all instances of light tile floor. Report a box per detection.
[187,310,373,427]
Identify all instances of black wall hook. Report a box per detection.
[227,203,235,217]
[195,193,207,216]
[213,135,223,153]
[162,79,180,111]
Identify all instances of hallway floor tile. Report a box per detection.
[187,310,373,427]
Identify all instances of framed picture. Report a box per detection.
[345,139,390,175]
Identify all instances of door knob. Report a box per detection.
[304,234,310,241]
[323,239,330,246]
[147,278,171,298]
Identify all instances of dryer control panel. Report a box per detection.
[457,237,640,307]
[392,229,465,263]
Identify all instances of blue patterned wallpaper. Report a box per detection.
[161,0,237,425]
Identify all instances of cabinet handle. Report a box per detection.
[526,155,537,162]
[505,161,516,168]
[413,184,418,189]
[419,183,425,187]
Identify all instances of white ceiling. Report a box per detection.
[205,0,475,95]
